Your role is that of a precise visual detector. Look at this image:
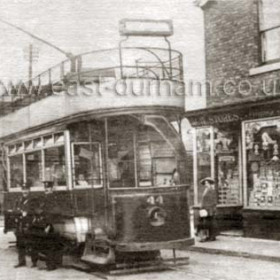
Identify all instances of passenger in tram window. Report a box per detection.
[170,168,180,185]
[52,165,66,186]
[13,168,23,188]
[76,174,89,187]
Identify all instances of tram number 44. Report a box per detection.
[147,195,164,205]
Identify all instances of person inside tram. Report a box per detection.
[76,174,89,187]
[170,168,180,185]
[13,168,23,188]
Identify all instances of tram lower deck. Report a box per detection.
[3,113,194,264]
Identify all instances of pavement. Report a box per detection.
[189,235,280,263]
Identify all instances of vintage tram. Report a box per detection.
[1,20,194,266]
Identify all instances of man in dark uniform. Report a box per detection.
[41,181,62,270]
[28,198,47,268]
[14,183,32,268]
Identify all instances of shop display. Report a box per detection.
[245,118,280,208]
[215,129,240,205]
[195,127,241,206]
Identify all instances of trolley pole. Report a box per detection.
[28,44,33,87]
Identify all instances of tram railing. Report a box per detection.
[0,47,184,116]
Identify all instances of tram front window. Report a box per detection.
[137,125,181,187]
[73,143,102,187]
[108,128,135,188]
[107,116,186,188]
[44,146,66,186]
[9,155,23,188]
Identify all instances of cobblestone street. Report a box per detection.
[1,230,280,280]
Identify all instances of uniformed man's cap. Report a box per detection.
[43,181,54,189]
[200,177,215,185]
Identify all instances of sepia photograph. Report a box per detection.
[0,0,280,279]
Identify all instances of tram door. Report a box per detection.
[72,140,106,230]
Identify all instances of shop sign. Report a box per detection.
[188,106,280,127]
[189,113,240,126]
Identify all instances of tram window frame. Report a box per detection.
[71,142,103,189]
[107,129,137,189]
[6,130,68,192]
[25,150,44,188]
[8,154,24,191]
[44,145,67,189]
[107,120,182,190]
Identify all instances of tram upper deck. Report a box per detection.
[0,45,185,140]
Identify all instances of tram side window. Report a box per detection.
[25,151,43,187]
[108,129,135,188]
[73,143,102,187]
[9,155,23,188]
[44,146,66,186]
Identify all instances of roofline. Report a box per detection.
[194,0,215,9]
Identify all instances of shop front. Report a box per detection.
[186,97,280,240]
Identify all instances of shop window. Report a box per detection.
[26,151,43,187]
[214,129,240,205]
[244,118,280,208]
[73,143,102,187]
[195,127,213,203]
[259,0,280,63]
[9,154,23,188]
[44,146,66,186]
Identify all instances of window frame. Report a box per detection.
[71,141,103,189]
[6,131,68,192]
[242,116,280,210]
[259,0,280,64]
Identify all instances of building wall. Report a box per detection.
[204,0,280,106]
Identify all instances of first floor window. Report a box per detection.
[259,0,280,63]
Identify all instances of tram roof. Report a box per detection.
[0,46,185,141]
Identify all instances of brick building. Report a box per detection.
[186,0,280,239]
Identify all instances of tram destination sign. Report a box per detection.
[119,19,173,37]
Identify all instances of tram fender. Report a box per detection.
[81,232,115,264]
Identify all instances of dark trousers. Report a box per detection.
[32,234,63,269]
[16,234,27,265]
[206,215,217,239]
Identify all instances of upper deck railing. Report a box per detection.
[0,47,183,116]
